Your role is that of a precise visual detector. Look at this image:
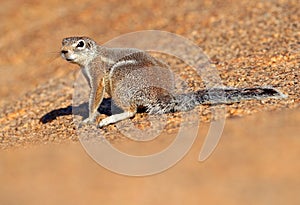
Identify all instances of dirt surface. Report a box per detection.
[0,0,299,204]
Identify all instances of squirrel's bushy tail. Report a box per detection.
[146,87,287,114]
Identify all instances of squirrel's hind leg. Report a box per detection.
[98,111,136,128]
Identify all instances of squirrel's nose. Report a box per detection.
[61,50,68,54]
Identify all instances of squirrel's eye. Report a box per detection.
[76,40,85,48]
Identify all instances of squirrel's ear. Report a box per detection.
[86,42,91,48]
[86,41,95,49]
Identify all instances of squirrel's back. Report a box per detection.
[107,51,175,113]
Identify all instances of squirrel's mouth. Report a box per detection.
[61,53,75,62]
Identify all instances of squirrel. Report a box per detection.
[61,36,286,128]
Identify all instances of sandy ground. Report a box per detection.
[0,0,299,204]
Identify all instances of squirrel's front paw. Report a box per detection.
[78,112,101,128]
[78,117,96,128]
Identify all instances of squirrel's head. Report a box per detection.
[61,36,97,66]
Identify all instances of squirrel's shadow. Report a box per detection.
[40,98,113,124]
[40,98,148,124]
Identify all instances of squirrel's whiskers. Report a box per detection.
[47,51,62,64]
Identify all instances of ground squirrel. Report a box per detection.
[61,36,286,128]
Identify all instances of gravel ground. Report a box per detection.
[0,0,299,149]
